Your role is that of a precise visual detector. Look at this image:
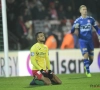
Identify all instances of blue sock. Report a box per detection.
[89,60,93,66]
[84,59,90,73]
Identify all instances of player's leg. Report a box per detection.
[83,52,91,76]
[51,74,62,84]
[89,52,94,66]
[34,70,51,85]
[88,41,94,66]
[47,70,62,84]
[30,78,37,85]
[40,75,51,85]
[30,70,44,85]
[79,40,91,77]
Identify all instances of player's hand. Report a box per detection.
[48,70,53,79]
[40,69,45,73]
[74,23,79,29]
[74,29,79,36]
[40,69,48,77]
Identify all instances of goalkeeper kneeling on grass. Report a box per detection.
[30,32,62,85]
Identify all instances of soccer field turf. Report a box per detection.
[0,73,100,90]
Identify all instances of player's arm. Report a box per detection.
[45,47,53,79]
[92,18,100,35]
[71,20,79,35]
[30,46,42,70]
[92,18,100,41]
[45,47,51,70]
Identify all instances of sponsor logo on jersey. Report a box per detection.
[31,52,34,56]
[87,20,90,23]
[80,24,91,31]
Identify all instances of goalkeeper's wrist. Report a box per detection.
[48,70,52,73]
[48,70,51,71]
[40,69,43,72]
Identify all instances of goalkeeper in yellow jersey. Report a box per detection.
[30,32,62,85]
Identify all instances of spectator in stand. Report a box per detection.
[57,5,66,20]
[15,15,28,49]
[60,19,75,49]
[60,27,74,49]
[29,0,48,20]
[15,15,33,49]
[66,5,74,19]
[24,19,34,47]
[29,0,37,20]
[48,2,58,20]
[45,31,57,49]
[36,0,47,20]
[7,0,18,34]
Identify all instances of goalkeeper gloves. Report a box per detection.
[48,70,53,79]
[40,69,53,79]
[40,69,48,77]
[40,69,45,73]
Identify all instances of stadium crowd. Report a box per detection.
[6,0,100,50]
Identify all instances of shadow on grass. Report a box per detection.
[24,84,61,88]
[24,85,44,88]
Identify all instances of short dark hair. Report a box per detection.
[35,32,44,41]
[35,32,44,38]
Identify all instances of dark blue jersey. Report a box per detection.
[71,16,99,41]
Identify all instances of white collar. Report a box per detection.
[80,16,89,19]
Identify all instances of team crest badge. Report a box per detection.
[31,52,34,56]
[87,20,90,23]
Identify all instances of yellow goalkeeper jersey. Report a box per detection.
[30,42,51,70]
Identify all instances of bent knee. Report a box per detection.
[83,52,89,58]
[42,76,51,85]
[57,81,62,84]
[45,81,51,85]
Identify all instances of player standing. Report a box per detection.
[30,32,62,85]
[71,5,100,77]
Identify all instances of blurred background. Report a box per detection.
[0,0,100,51]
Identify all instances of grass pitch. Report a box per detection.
[0,73,100,90]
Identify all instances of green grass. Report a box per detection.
[0,73,100,90]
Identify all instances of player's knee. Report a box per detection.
[41,76,51,85]
[40,75,45,81]
[83,52,89,58]
[44,78,51,85]
[57,80,62,84]
[45,81,51,85]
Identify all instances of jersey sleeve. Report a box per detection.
[91,17,100,35]
[30,45,42,70]
[45,47,51,70]
[71,19,79,33]
[91,17,97,26]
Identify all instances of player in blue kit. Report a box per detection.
[71,5,100,77]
